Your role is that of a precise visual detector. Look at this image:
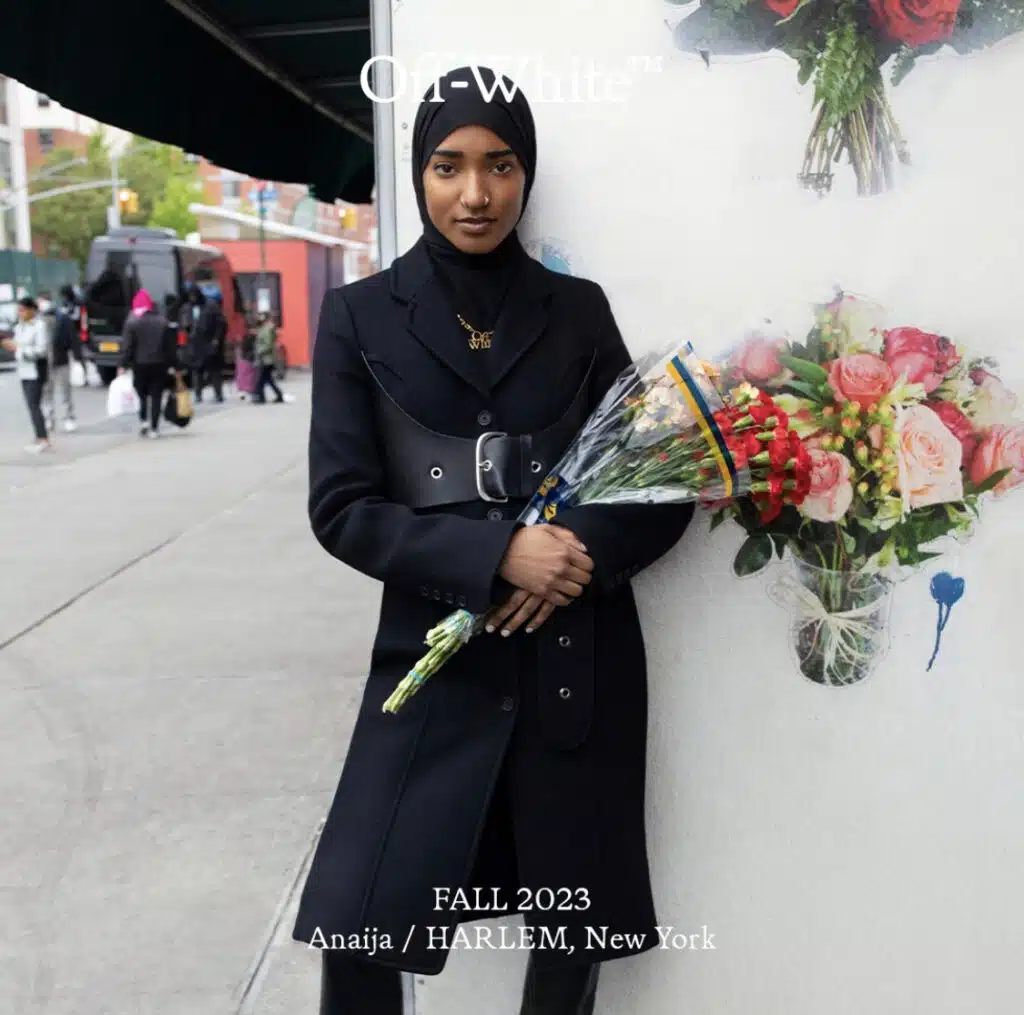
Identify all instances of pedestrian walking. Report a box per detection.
[40,293,80,432]
[118,289,178,438]
[252,313,285,403]
[293,66,695,1014]
[2,296,52,453]
[189,290,227,403]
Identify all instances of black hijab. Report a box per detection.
[411,66,536,335]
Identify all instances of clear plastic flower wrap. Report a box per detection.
[382,343,811,713]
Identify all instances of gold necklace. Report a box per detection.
[457,314,493,350]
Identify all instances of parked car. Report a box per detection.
[82,227,247,385]
[0,300,17,369]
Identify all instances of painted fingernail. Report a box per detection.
[501,629,511,638]
[525,627,534,634]
[485,625,495,633]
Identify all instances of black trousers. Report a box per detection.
[319,949,600,1015]
[194,356,223,401]
[254,364,284,403]
[21,376,48,440]
[133,364,167,431]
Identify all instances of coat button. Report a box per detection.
[501,697,515,711]
[558,687,572,699]
[457,595,467,607]
[419,586,429,597]
[487,508,503,521]
[477,410,493,427]
[432,590,441,600]
[444,592,454,604]
[558,635,572,648]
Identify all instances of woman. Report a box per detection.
[118,289,177,438]
[3,296,52,454]
[295,67,694,1014]
[252,312,285,403]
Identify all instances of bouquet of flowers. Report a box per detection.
[670,0,1024,195]
[713,290,1023,685]
[382,345,814,714]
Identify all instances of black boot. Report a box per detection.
[518,954,600,1015]
[319,950,405,1015]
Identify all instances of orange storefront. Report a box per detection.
[211,238,346,369]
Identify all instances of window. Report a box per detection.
[38,129,54,154]
[37,92,51,108]
[222,179,241,199]
[235,271,282,324]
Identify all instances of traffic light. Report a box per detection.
[118,188,139,215]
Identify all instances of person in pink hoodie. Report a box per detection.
[118,289,178,437]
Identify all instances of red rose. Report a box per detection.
[868,0,961,48]
[883,327,960,393]
[927,400,978,465]
[765,0,800,15]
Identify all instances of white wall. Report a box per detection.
[389,3,1024,1012]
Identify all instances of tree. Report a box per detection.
[29,131,111,265]
[119,136,200,227]
[149,175,201,238]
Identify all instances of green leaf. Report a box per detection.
[784,379,829,403]
[733,534,774,577]
[709,510,726,532]
[778,354,830,387]
[964,468,1011,497]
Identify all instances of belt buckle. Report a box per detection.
[475,431,509,503]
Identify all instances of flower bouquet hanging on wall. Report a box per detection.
[670,0,1024,195]
[713,290,1024,686]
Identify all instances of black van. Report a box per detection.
[83,227,247,385]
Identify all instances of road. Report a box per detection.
[0,370,385,1014]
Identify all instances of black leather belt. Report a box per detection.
[364,352,595,510]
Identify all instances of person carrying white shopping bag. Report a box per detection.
[116,289,179,438]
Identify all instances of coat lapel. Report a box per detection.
[487,253,557,389]
[390,237,557,397]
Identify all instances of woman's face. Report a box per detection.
[422,125,526,253]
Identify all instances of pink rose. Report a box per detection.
[969,424,1024,496]
[969,368,1018,430]
[828,353,894,405]
[731,336,785,385]
[883,327,960,393]
[927,400,978,465]
[799,449,854,522]
[894,405,964,509]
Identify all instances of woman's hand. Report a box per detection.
[485,589,556,637]
[497,525,594,607]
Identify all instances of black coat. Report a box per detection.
[120,310,176,369]
[292,237,694,974]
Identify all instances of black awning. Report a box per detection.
[2,0,375,204]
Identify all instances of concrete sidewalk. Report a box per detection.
[0,378,381,1014]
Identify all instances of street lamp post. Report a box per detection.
[109,149,121,230]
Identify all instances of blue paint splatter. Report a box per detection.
[541,244,571,275]
[928,571,965,672]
